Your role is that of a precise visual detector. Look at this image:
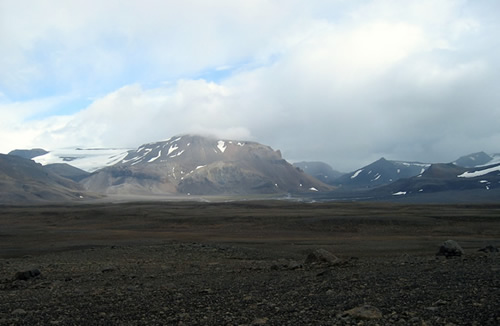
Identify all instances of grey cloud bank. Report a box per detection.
[0,0,499,172]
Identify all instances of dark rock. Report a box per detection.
[437,240,464,257]
[14,269,41,281]
[478,245,498,253]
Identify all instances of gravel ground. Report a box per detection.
[1,242,499,325]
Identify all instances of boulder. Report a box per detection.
[304,249,339,265]
[436,240,464,257]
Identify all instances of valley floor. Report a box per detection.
[0,201,499,325]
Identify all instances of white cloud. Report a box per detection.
[1,0,499,172]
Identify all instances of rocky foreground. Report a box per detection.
[1,241,499,326]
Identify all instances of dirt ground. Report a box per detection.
[0,201,499,325]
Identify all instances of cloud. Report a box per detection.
[1,0,499,172]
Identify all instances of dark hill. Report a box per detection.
[0,154,91,204]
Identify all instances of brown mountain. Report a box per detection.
[81,135,333,196]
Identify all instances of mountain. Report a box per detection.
[453,151,500,168]
[0,154,92,204]
[81,135,333,196]
[8,148,48,160]
[372,162,500,199]
[293,161,343,185]
[333,158,430,189]
[453,152,493,168]
[32,147,131,172]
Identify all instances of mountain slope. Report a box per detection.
[43,163,91,182]
[81,135,333,196]
[334,158,430,189]
[0,154,91,204]
[293,161,343,185]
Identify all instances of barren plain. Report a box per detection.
[0,201,499,325]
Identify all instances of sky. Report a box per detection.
[1,0,499,172]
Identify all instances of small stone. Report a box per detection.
[252,317,268,325]
[12,308,27,315]
[342,305,383,320]
[287,260,302,270]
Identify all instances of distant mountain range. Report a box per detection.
[369,162,500,202]
[333,158,430,189]
[3,135,499,203]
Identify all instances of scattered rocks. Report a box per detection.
[436,240,464,257]
[0,242,498,325]
[14,268,41,281]
[340,304,383,320]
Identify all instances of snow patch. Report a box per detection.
[237,142,245,146]
[309,187,318,192]
[196,165,206,170]
[170,150,185,157]
[217,140,227,153]
[457,165,500,178]
[148,150,162,163]
[371,174,381,181]
[167,144,179,155]
[392,191,407,196]
[351,169,363,179]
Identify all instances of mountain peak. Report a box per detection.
[81,134,332,196]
